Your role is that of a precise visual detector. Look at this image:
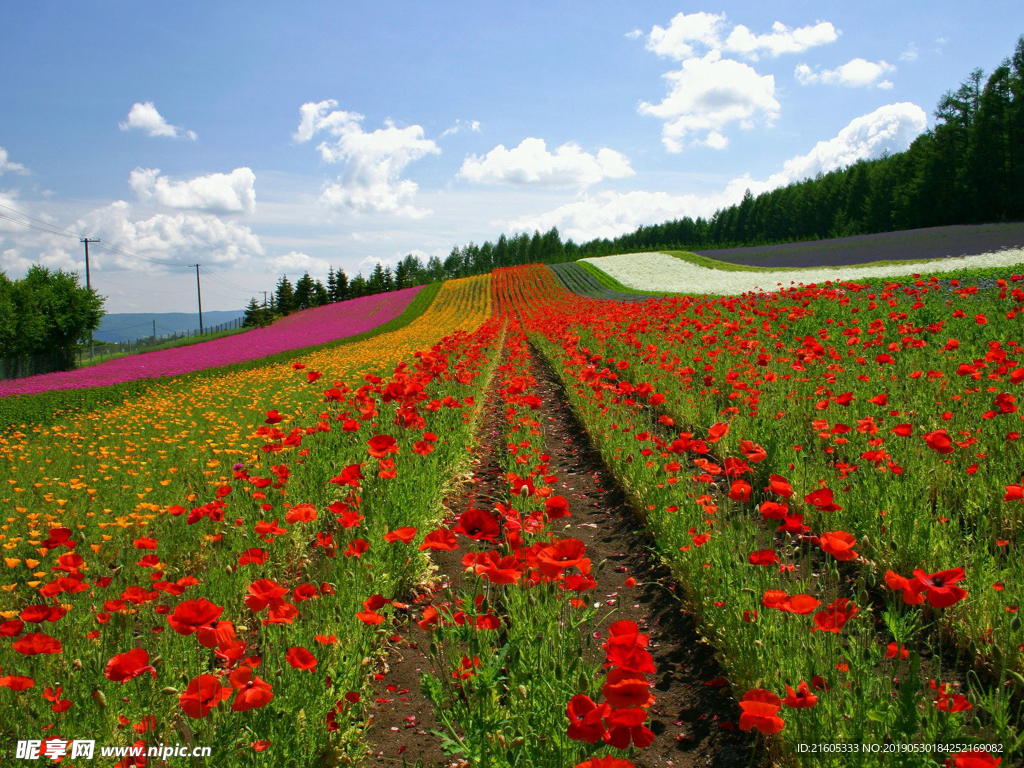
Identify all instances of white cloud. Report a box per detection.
[294,99,439,217]
[625,28,643,40]
[724,21,839,59]
[510,102,927,242]
[646,11,727,60]
[0,147,29,176]
[118,102,197,140]
[900,43,919,62]
[795,58,895,89]
[272,250,331,275]
[639,50,779,152]
[440,119,482,138]
[129,167,256,214]
[645,12,837,61]
[459,138,634,187]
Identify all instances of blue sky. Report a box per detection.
[1,2,1022,312]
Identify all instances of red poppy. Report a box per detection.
[473,551,524,585]
[566,694,609,743]
[329,464,364,487]
[604,707,655,749]
[574,758,636,768]
[532,538,588,577]
[886,642,910,659]
[602,669,654,709]
[265,410,284,424]
[12,632,62,655]
[238,548,268,566]
[168,598,224,635]
[344,538,369,558]
[922,429,955,454]
[229,666,274,711]
[384,527,418,544]
[707,422,729,442]
[766,474,794,498]
[950,750,1001,767]
[0,675,35,690]
[811,599,858,633]
[245,580,289,611]
[285,503,317,524]
[545,495,571,519]
[748,550,778,566]
[179,674,232,719]
[738,689,785,734]
[885,570,927,605]
[728,480,751,502]
[367,434,398,458]
[911,568,967,608]
[285,646,317,671]
[419,529,459,551]
[782,680,818,708]
[804,487,842,513]
[819,531,858,561]
[105,648,157,683]
[452,509,501,542]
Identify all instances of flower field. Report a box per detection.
[583,250,1024,296]
[0,287,423,397]
[2,262,1023,767]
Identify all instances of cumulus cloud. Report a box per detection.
[294,99,439,217]
[724,21,839,59]
[458,138,634,187]
[510,102,927,242]
[0,146,29,176]
[119,102,197,140]
[272,250,331,275]
[639,50,780,152]
[129,167,256,214]
[795,58,895,89]
[645,12,837,61]
[625,28,643,40]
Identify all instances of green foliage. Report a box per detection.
[0,265,104,372]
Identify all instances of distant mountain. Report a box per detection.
[95,311,245,343]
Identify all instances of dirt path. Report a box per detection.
[365,343,758,767]
[529,346,756,768]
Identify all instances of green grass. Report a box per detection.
[0,282,443,431]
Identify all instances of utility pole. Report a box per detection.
[152,319,157,345]
[262,291,268,308]
[80,238,99,291]
[190,264,204,335]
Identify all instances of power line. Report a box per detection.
[0,202,85,238]
[0,211,82,239]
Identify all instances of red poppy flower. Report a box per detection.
[474,551,524,585]
[950,749,1001,767]
[452,509,501,542]
[20,604,66,623]
[329,464,364,487]
[566,694,609,743]
[728,480,751,502]
[229,666,274,711]
[811,599,858,633]
[536,538,590,577]
[762,590,820,615]
[285,646,317,671]
[738,689,785,734]
[179,674,232,719]
[782,680,818,708]
[922,429,955,454]
[886,642,910,659]
[419,529,459,551]
[344,538,369,558]
[265,410,284,424]
[603,707,655,749]
[911,568,967,608]
[245,580,289,612]
[285,503,317,524]
[367,434,398,458]
[168,598,224,635]
[602,669,654,709]
[748,550,778,566]
[12,632,62,655]
[0,675,35,690]
[707,422,729,442]
[766,474,794,498]
[238,548,268,566]
[105,648,157,683]
[819,531,858,561]
[804,487,842,513]
[574,758,636,768]
[1,619,24,637]
[545,495,571,519]
[885,570,927,605]
[384,527,418,544]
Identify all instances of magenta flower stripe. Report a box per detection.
[0,287,422,396]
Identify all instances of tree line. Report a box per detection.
[0,266,104,375]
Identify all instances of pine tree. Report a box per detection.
[326,267,337,302]
[293,272,316,310]
[274,275,295,315]
[334,269,349,302]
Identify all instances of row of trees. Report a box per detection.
[0,266,104,375]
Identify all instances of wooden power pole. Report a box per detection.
[190,263,204,334]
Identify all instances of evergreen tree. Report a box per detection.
[293,272,316,311]
[334,269,349,302]
[313,279,329,306]
[326,267,337,302]
[274,275,295,315]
